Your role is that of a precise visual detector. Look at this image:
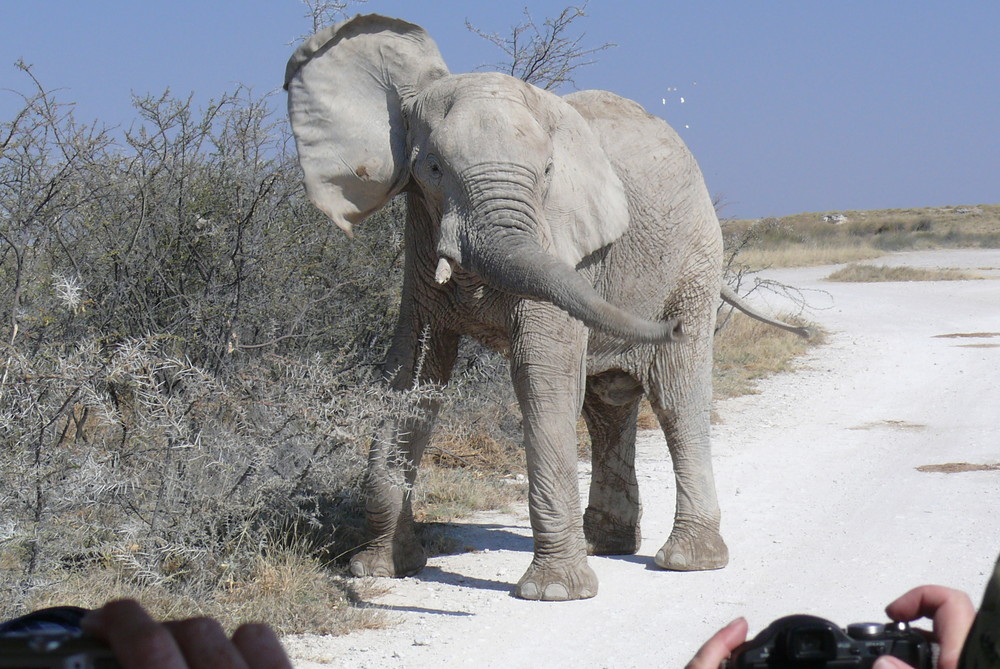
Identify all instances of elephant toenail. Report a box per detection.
[518,582,540,599]
[542,584,570,601]
[656,549,688,569]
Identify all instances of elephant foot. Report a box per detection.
[349,540,427,578]
[515,558,598,601]
[654,523,729,571]
[583,506,641,556]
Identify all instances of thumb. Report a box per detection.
[873,656,913,669]
[686,618,749,669]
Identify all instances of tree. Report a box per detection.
[299,0,366,34]
[466,3,615,92]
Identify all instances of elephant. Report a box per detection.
[284,14,808,600]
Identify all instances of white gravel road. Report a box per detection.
[285,249,1000,668]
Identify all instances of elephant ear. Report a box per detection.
[540,93,631,267]
[284,14,449,235]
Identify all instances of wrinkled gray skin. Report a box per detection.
[285,15,801,601]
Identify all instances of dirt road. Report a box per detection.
[286,249,1000,668]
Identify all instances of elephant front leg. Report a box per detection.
[510,304,597,601]
[349,328,459,580]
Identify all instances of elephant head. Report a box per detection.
[284,14,684,344]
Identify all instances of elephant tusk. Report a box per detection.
[434,257,453,285]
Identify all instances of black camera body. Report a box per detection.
[725,614,933,669]
[0,632,119,669]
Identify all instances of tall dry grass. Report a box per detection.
[713,312,819,400]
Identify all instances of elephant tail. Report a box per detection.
[719,284,814,339]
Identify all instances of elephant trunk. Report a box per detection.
[458,226,684,345]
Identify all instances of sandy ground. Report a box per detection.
[284,249,1000,668]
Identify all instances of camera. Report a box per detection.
[0,607,118,669]
[723,614,933,669]
[0,631,119,669]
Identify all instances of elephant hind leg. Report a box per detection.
[582,370,644,556]
[647,356,729,571]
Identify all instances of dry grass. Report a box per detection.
[916,462,1000,474]
[736,244,884,269]
[425,430,525,476]
[20,538,391,635]
[0,300,821,637]
[413,353,529,529]
[414,464,526,523]
[726,204,1000,270]
[713,311,820,400]
[825,264,981,282]
[637,400,660,431]
[781,204,1000,237]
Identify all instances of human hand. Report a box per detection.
[686,617,749,669]
[873,585,976,669]
[81,599,293,669]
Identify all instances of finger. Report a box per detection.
[873,656,913,669]
[886,585,973,623]
[232,623,294,669]
[686,617,749,669]
[164,618,250,669]
[81,599,187,669]
[885,586,976,669]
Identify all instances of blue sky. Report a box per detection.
[2,1,997,219]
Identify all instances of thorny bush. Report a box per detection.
[0,65,518,626]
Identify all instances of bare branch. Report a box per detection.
[467,3,615,91]
[296,0,367,39]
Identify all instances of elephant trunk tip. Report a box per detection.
[667,318,687,343]
[615,316,688,345]
[651,317,687,344]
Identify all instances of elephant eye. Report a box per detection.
[542,162,554,190]
[425,157,444,184]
